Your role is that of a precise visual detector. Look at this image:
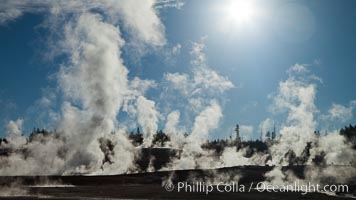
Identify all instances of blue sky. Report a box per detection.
[0,0,356,139]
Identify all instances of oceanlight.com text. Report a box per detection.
[164,181,348,195]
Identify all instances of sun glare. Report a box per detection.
[226,0,257,25]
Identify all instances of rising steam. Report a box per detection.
[0,2,355,192]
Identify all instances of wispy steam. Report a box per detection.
[0,2,355,193]
[186,100,222,153]
[321,100,356,124]
[137,96,159,147]
[161,39,234,170]
[164,110,185,148]
[0,0,173,175]
[268,63,318,165]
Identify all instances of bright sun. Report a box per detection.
[226,0,257,25]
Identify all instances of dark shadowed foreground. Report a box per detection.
[0,166,355,200]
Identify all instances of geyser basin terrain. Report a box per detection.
[1,0,356,199]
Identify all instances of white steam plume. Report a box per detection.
[0,0,170,175]
[164,110,185,148]
[268,64,318,165]
[137,96,159,147]
[57,12,129,173]
[161,38,234,170]
[186,100,223,153]
[6,119,23,138]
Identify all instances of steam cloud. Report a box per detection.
[0,0,169,175]
[0,1,355,191]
